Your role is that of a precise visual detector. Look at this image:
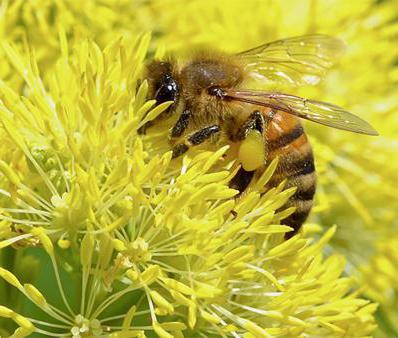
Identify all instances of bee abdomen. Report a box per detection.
[265,116,316,238]
[281,170,316,239]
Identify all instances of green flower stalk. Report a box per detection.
[0,34,377,337]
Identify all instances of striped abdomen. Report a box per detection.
[265,111,316,238]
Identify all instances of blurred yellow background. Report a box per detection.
[0,0,397,336]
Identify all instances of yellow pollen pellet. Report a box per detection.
[238,130,266,171]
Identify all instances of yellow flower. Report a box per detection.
[0,34,376,337]
[0,0,147,83]
[135,1,398,335]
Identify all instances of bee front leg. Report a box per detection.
[171,125,221,158]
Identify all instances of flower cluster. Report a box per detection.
[139,1,398,335]
[0,0,396,337]
[0,32,377,337]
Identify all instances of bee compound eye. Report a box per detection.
[155,75,178,105]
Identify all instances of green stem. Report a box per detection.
[0,247,16,305]
[376,309,398,338]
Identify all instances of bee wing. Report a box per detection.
[225,90,379,135]
[237,34,345,86]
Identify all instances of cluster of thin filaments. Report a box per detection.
[0,33,377,337]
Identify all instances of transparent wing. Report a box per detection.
[237,34,345,86]
[224,90,378,135]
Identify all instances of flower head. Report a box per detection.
[137,2,398,334]
[0,34,377,337]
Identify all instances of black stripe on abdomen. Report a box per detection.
[283,170,316,238]
[290,151,315,177]
[293,180,316,200]
[293,155,315,177]
[268,124,304,151]
[283,204,313,239]
[268,151,315,186]
[267,149,316,238]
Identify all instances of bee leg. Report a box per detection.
[171,125,221,158]
[229,166,255,194]
[170,109,193,139]
[236,110,265,140]
[229,111,268,194]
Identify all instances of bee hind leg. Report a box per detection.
[236,110,265,140]
[229,166,255,194]
[228,111,267,194]
[237,111,267,171]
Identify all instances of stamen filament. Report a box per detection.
[50,257,75,317]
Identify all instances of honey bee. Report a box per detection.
[144,35,378,238]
